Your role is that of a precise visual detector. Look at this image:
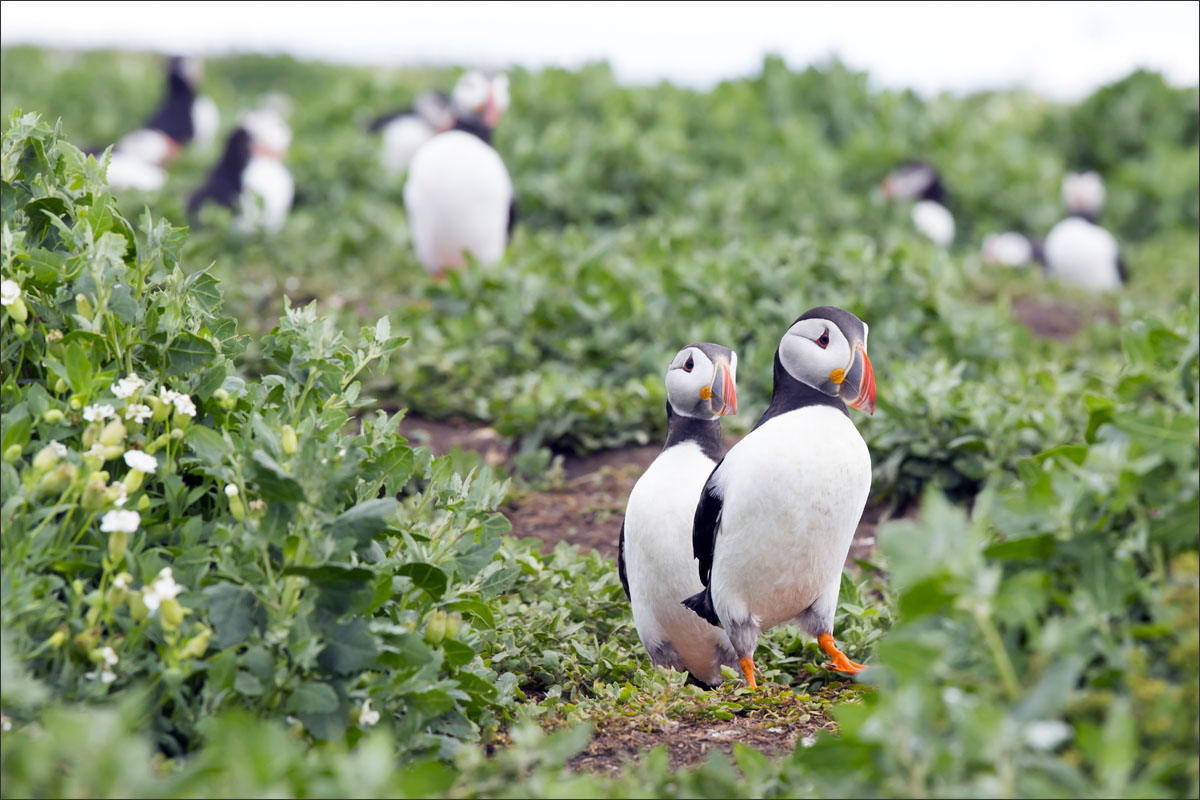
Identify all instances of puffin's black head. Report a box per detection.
[665,342,738,419]
[881,160,945,203]
[451,70,510,130]
[776,306,875,415]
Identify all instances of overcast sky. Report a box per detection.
[2,1,1197,99]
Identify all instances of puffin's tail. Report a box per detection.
[682,587,721,627]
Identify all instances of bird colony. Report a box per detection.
[0,48,1197,799]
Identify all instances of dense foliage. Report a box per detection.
[1,48,1198,798]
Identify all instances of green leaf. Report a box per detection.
[205,583,266,650]
[166,333,218,376]
[64,341,91,396]
[186,426,231,468]
[325,498,398,547]
[394,760,458,799]
[396,563,448,601]
[317,618,379,675]
[441,639,475,668]
[250,449,305,504]
[233,671,263,697]
[286,682,339,714]
[284,565,376,616]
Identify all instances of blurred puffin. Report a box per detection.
[403,71,514,277]
[619,343,739,689]
[684,307,875,688]
[370,90,455,174]
[188,98,294,233]
[982,231,1043,269]
[103,56,220,192]
[1041,171,1127,290]
[881,160,956,248]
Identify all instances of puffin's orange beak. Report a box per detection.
[483,91,502,128]
[840,343,875,415]
[709,358,737,417]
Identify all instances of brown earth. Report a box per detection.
[1011,295,1119,341]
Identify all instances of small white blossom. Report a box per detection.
[85,668,117,684]
[111,373,146,399]
[942,687,964,705]
[1,713,11,731]
[358,699,380,728]
[124,450,158,474]
[224,484,239,497]
[46,329,64,342]
[142,567,182,613]
[85,443,107,460]
[85,646,119,684]
[125,403,153,424]
[49,441,68,458]
[171,393,197,418]
[1025,720,1072,751]
[100,509,140,534]
[83,404,116,422]
[98,646,119,667]
[112,573,131,591]
[109,482,128,507]
[158,387,180,404]
[0,279,19,306]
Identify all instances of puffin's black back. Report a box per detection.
[143,58,197,143]
[188,128,252,218]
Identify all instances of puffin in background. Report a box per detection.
[103,56,220,192]
[1041,171,1127,291]
[403,71,514,277]
[370,90,456,174]
[982,231,1043,269]
[619,343,740,689]
[881,160,956,248]
[684,307,876,688]
[188,97,294,234]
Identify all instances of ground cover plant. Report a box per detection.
[1,48,1198,798]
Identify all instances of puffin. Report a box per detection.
[683,306,876,688]
[618,343,740,689]
[982,231,1043,269]
[1041,171,1127,291]
[880,160,956,248]
[103,56,220,192]
[370,90,455,174]
[188,100,294,234]
[403,71,514,277]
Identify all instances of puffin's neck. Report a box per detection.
[452,118,493,144]
[920,176,947,204]
[1066,210,1099,224]
[664,402,722,462]
[146,72,197,142]
[753,352,847,431]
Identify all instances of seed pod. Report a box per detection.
[9,296,29,323]
[228,493,245,522]
[129,591,149,621]
[281,424,298,455]
[102,444,125,461]
[12,322,27,336]
[160,597,184,631]
[81,475,108,511]
[123,469,143,493]
[424,610,447,644]
[33,444,62,471]
[54,377,69,394]
[43,408,65,425]
[99,420,127,447]
[107,528,129,564]
[178,628,212,660]
[445,612,463,639]
[75,293,94,321]
[4,443,22,463]
[82,423,100,449]
[39,462,77,494]
[48,630,68,649]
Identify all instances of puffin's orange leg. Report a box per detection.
[818,633,867,675]
[739,655,758,689]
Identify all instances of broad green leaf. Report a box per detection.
[396,563,448,601]
[325,498,398,547]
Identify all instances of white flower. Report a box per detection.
[85,668,117,684]
[1025,720,1072,751]
[85,443,107,460]
[98,646,119,668]
[142,567,182,613]
[86,646,119,684]
[224,484,239,497]
[358,699,380,728]
[112,573,131,591]
[0,713,11,731]
[83,404,116,422]
[100,509,140,534]
[125,403,153,423]
[172,393,197,418]
[124,450,158,474]
[158,387,181,405]
[49,441,68,458]
[109,482,128,507]
[0,279,19,306]
[111,373,146,399]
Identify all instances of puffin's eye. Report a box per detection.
[683,355,694,373]
[816,329,830,349]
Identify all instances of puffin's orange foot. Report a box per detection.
[739,655,758,689]
[818,633,867,675]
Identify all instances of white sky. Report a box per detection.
[2,1,1197,100]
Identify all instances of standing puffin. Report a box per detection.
[370,90,456,174]
[684,307,876,688]
[103,56,220,191]
[188,101,294,234]
[982,231,1043,269]
[619,343,740,689]
[881,160,956,248]
[1041,171,1127,291]
[403,71,514,277]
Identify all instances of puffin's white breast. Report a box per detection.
[912,200,955,247]
[191,96,221,148]
[624,442,735,685]
[238,157,294,233]
[104,151,167,192]
[1042,217,1122,291]
[380,115,438,174]
[709,406,871,633]
[404,130,513,274]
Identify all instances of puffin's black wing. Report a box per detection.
[187,128,252,219]
[367,108,413,132]
[617,520,630,601]
[144,70,196,144]
[682,468,724,627]
[1116,254,1129,284]
[507,195,518,238]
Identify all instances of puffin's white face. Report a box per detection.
[1062,171,1105,214]
[414,91,455,130]
[881,163,935,200]
[665,344,738,419]
[176,56,204,88]
[452,70,510,128]
[114,128,178,165]
[241,107,292,160]
[982,232,1035,267]
[779,314,875,414]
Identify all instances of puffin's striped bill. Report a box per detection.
[840,343,875,415]
[708,359,738,416]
